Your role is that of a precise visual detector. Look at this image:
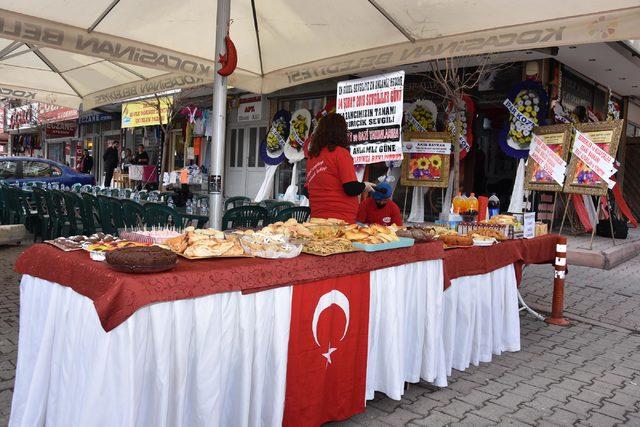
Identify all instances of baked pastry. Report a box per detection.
[440,234,473,247]
[472,228,506,241]
[106,246,177,269]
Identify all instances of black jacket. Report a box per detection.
[103,147,119,168]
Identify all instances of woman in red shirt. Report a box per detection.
[305,113,373,223]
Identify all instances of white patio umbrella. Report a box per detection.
[0,0,639,225]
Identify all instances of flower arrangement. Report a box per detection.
[445,94,475,159]
[508,90,540,144]
[288,113,309,150]
[404,100,437,132]
[267,116,288,152]
[260,109,291,166]
[499,80,549,159]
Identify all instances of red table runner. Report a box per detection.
[15,242,444,332]
[443,234,558,289]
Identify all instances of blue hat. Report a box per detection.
[372,182,392,200]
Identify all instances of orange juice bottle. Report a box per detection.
[468,193,479,214]
[452,192,463,214]
[461,193,469,214]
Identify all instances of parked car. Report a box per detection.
[0,157,95,187]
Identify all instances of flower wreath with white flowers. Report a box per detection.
[446,94,476,159]
[499,80,548,159]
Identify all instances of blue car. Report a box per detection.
[0,157,95,187]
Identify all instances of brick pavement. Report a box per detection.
[1,243,639,426]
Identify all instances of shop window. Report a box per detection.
[23,161,52,178]
[248,128,258,167]
[230,129,237,167]
[237,129,244,167]
[0,160,17,179]
[627,123,637,138]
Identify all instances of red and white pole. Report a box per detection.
[546,236,570,326]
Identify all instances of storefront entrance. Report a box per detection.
[225,125,267,198]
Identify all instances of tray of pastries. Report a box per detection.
[302,238,359,256]
[164,227,247,259]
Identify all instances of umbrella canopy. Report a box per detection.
[0,1,639,109]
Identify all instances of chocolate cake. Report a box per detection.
[106,246,177,273]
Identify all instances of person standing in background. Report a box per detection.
[103,141,119,187]
[77,149,93,174]
[133,144,149,165]
[121,148,133,173]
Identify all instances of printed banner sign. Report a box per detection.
[503,98,535,130]
[529,134,566,186]
[121,96,172,128]
[38,105,78,123]
[237,95,262,122]
[6,103,38,130]
[572,130,617,189]
[337,71,404,164]
[402,140,451,155]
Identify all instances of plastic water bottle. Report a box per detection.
[488,193,501,219]
[185,199,193,214]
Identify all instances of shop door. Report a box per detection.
[225,126,267,198]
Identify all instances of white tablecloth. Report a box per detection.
[11,260,521,426]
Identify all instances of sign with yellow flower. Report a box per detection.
[401,131,451,188]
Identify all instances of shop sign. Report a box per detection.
[237,95,262,122]
[45,120,77,138]
[6,103,38,130]
[336,71,404,164]
[121,96,172,128]
[38,104,78,123]
[79,111,116,124]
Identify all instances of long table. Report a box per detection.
[10,235,558,426]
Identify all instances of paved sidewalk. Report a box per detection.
[1,243,639,426]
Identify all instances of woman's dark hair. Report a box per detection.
[308,112,350,158]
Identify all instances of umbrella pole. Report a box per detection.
[208,0,231,229]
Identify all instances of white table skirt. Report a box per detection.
[11,260,520,426]
[443,264,520,375]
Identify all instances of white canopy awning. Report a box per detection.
[1,1,639,109]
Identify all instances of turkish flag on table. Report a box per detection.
[283,273,370,426]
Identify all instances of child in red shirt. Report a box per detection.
[357,182,403,226]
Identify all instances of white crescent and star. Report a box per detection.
[311,290,350,365]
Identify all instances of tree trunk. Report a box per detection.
[454,112,462,195]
